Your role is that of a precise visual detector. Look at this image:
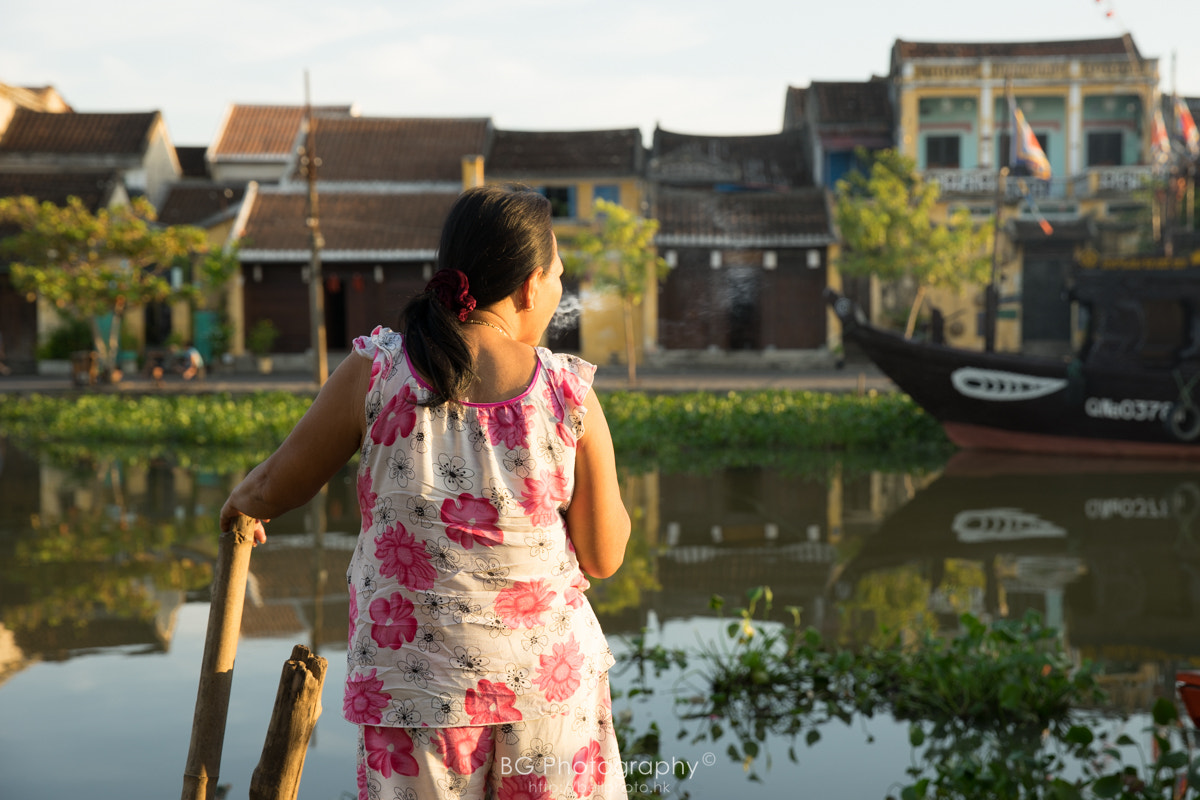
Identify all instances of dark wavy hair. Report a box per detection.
[400,185,554,406]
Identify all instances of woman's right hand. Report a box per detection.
[219,499,268,545]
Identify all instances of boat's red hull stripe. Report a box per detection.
[942,422,1200,459]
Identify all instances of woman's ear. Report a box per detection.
[517,270,538,312]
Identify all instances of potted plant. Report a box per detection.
[247,319,279,374]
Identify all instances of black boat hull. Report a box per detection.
[826,290,1200,457]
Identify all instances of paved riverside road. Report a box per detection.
[0,361,896,397]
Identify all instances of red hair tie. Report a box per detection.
[425,269,476,322]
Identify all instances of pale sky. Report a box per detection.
[2,0,1197,147]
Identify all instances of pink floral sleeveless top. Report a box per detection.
[344,327,615,729]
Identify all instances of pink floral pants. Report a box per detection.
[356,673,626,800]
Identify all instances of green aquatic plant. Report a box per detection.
[0,389,950,468]
[614,588,1200,799]
[601,389,945,457]
[0,391,311,447]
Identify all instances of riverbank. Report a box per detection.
[0,360,896,397]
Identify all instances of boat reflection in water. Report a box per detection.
[834,450,1200,709]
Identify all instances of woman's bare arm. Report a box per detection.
[564,390,630,578]
[220,354,372,541]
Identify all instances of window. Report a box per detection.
[1087,132,1123,167]
[997,132,1050,171]
[925,136,960,169]
[593,185,620,205]
[540,186,576,218]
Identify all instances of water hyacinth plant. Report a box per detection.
[0,389,950,463]
[616,587,1200,800]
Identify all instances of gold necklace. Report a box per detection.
[463,318,512,338]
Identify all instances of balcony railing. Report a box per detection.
[925,169,1063,199]
[924,165,1155,200]
[1069,166,1155,196]
[925,168,997,196]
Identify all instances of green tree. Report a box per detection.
[835,149,993,338]
[0,195,234,377]
[565,199,669,384]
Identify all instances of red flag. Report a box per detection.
[1152,108,1172,165]
[1009,96,1051,180]
[1176,96,1200,158]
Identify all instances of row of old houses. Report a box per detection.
[1,33,1195,375]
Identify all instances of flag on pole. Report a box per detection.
[1008,96,1051,181]
[1175,96,1200,158]
[1152,108,1172,165]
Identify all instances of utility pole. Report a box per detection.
[985,167,1008,354]
[985,77,1014,354]
[302,70,328,386]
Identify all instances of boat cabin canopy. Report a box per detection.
[1072,265,1200,370]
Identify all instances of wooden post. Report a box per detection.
[249,645,328,800]
[181,516,256,800]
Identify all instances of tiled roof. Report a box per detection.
[157,183,246,226]
[174,145,209,179]
[893,35,1139,61]
[0,83,72,113]
[809,80,892,128]
[654,186,831,245]
[239,189,458,255]
[0,171,120,210]
[650,128,811,189]
[295,117,492,183]
[209,104,355,159]
[488,128,643,177]
[783,86,807,131]
[0,108,158,155]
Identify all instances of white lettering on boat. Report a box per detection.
[1083,397,1172,422]
[950,368,1067,401]
[1084,497,1169,520]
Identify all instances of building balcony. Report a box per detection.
[1069,166,1155,197]
[925,168,1065,200]
[924,165,1155,202]
[925,168,998,197]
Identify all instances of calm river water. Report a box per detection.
[1,438,1196,799]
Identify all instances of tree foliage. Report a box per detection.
[565,198,669,383]
[0,195,235,375]
[834,149,994,336]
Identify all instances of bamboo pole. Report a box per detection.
[249,645,329,800]
[181,515,256,800]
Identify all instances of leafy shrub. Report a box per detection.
[36,318,93,359]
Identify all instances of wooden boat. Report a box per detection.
[824,257,1200,457]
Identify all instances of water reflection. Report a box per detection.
[2,439,1198,798]
[837,452,1200,653]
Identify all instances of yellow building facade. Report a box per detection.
[890,36,1160,354]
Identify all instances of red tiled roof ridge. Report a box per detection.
[226,102,355,112]
[210,103,355,159]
